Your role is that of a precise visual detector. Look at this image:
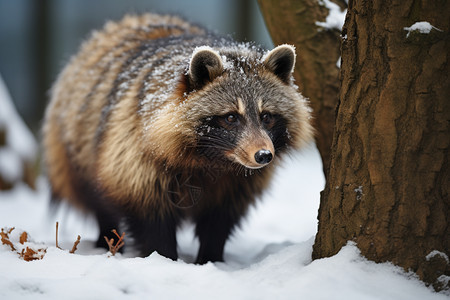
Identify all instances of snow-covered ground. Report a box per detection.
[0,148,447,299]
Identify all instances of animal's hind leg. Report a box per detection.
[126,212,179,260]
[74,181,121,250]
[95,209,121,250]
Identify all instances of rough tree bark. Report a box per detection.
[258,0,346,176]
[312,0,449,291]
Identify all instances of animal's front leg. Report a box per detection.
[194,206,241,264]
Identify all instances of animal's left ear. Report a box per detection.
[262,45,296,84]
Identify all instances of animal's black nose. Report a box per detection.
[254,149,273,165]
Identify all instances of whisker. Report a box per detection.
[196,145,231,151]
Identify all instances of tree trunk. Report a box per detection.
[312,0,449,291]
[258,0,346,176]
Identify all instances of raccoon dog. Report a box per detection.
[43,14,313,263]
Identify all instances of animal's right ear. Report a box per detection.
[263,45,296,84]
[189,47,223,88]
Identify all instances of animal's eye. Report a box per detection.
[217,113,240,129]
[225,113,238,124]
[261,112,273,125]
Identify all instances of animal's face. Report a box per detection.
[184,45,307,170]
[194,77,293,169]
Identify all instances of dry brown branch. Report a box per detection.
[21,247,37,261]
[55,221,62,249]
[104,229,125,256]
[55,222,81,254]
[19,231,28,244]
[1,227,46,261]
[20,246,46,262]
[70,235,81,254]
[1,227,16,251]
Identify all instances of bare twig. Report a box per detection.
[69,235,81,254]
[19,231,28,244]
[1,227,16,251]
[55,222,81,253]
[55,222,62,249]
[1,227,46,261]
[21,246,46,262]
[104,229,125,256]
